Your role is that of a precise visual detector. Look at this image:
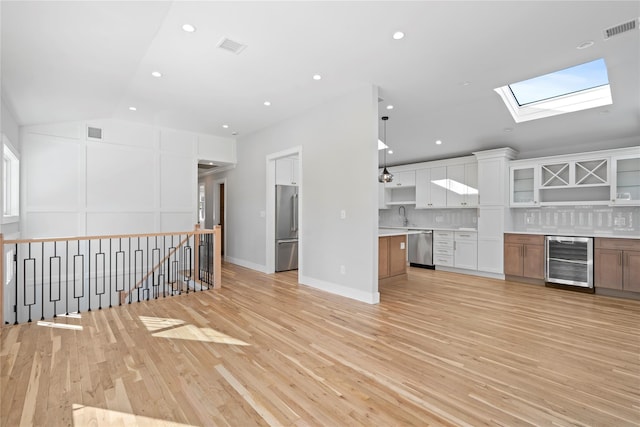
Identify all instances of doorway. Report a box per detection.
[218,183,225,256]
[265,147,302,275]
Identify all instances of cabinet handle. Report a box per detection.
[524,245,526,257]
[454,241,457,250]
[619,252,623,266]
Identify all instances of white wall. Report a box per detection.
[215,85,381,303]
[1,98,21,238]
[21,118,235,238]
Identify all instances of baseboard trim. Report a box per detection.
[299,274,380,305]
[436,266,505,281]
[224,256,268,274]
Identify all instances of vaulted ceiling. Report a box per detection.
[2,1,638,166]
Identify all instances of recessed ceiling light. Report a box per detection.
[222,124,229,129]
[151,71,162,78]
[576,40,594,49]
[128,106,137,111]
[386,105,394,110]
[182,24,196,33]
[503,127,513,132]
[388,150,393,154]
[435,140,442,145]
[313,74,322,81]
[232,132,238,135]
[461,81,471,86]
[263,101,271,106]
[392,31,405,40]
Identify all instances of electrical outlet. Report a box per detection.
[340,265,346,274]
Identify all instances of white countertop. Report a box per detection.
[379,226,477,232]
[505,230,639,239]
[378,228,423,237]
[378,226,477,237]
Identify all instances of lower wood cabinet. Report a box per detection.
[379,235,407,280]
[504,233,545,280]
[595,238,640,293]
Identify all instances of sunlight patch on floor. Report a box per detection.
[139,316,249,345]
[139,315,186,331]
[37,321,83,331]
[72,404,196,427]
[153,324,250,345]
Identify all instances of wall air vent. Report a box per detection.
[603,18,638,39]
[216,37,247,55]
[87,126,103,140]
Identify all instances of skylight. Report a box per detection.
[495,58,612,123]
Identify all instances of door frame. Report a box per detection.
[266,146,302,274]
[214,177,227,258]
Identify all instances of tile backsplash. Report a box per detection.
[511,205,639,237]
[379,206,477,229]
[379,205,640,237]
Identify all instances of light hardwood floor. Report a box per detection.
[2,264,639,426]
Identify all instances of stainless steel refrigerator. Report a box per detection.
[275,185,298,272]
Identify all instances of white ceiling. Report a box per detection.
[2,1,639,166]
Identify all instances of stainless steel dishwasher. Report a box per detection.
[408,230,434,268]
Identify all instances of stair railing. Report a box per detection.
[0,225,221,326]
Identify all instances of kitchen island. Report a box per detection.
[378,229,422,282]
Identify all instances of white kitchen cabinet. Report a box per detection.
[510,164,539,207]
[385,170,416,188]
[610,154,640,206]
[433,230,454,267]
[276,157,299,186]
[415,167,447,208]
[445,162,478,207]
[454,231,477,270]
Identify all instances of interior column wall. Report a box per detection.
[215,85,381,303]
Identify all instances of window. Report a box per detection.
[495,58,612,123]
[3,136,19,219]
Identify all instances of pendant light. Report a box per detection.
[378,116,393,183]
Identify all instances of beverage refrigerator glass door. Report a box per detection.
[545,236,593,288]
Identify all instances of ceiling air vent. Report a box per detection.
[603,18,638,39]
[87,126,103,140]
[217,37,247,55]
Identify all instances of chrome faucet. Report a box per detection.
[399,206,408,227]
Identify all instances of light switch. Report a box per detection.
[400,242,405,250]
[340,210,346,219]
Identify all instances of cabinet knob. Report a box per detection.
[397,183,401,186]
[612,200,615,202]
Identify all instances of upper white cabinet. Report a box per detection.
[384,170,416,188]
[611,154,640,205]
[509,147,638,207]
[539,158,609,188]
[415,167,447,208]
[510,164,539,207]
[276,157,299,186]
[446,162,478,207]
[379,168,417,207]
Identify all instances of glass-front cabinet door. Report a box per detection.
[510,165,538,207]
[611,154,640,205]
